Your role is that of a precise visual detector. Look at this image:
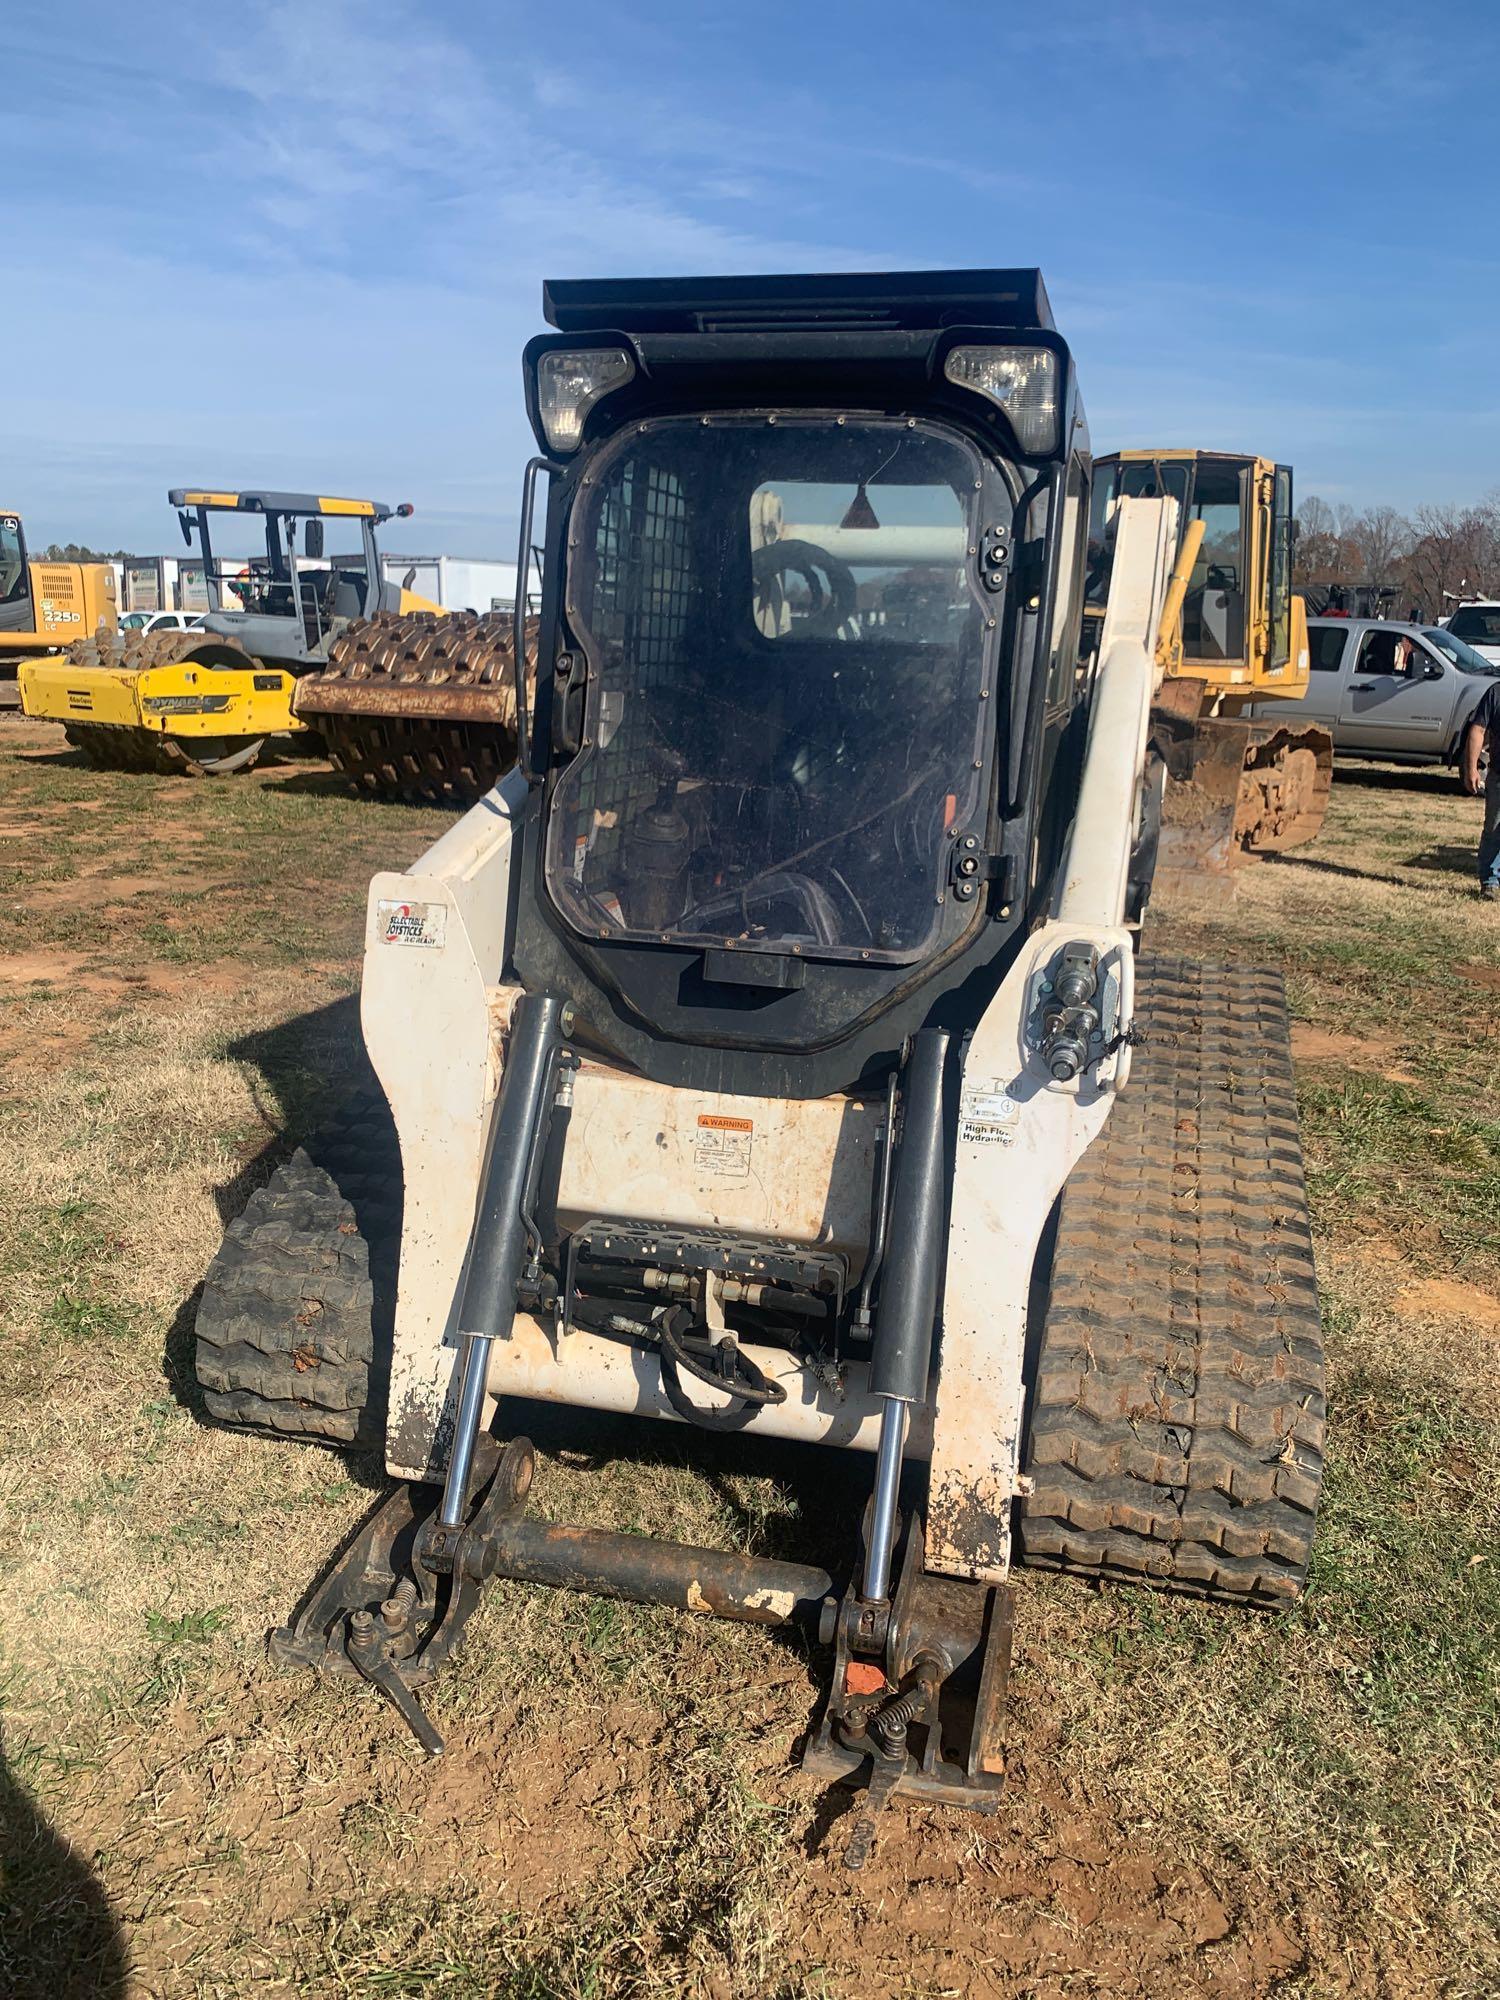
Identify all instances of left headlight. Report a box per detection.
[943,344,1060,456]
[536,347,636,453]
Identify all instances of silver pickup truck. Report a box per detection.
[1248,617,1499,765]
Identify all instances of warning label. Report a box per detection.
[694,1112,754,1180]
[959,1086,1020,1148]
[377,898,447,949]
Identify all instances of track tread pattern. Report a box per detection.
[194,1092,400,1449]
[1017,956,1325,1607]
[304,611,532,805]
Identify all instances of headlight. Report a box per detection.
[943,344,1060,455]
[536,347,636,453]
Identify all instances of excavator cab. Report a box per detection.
[0,512,33,630]
[1,508,118,704]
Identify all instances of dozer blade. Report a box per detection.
[1156,711,1247,884]
[293,610,535,804]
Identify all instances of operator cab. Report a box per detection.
[0,511,34,638]
[512,270,1093,1095]
[1087,450,1296,678]
[167,489,415,669]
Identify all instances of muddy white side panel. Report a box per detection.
[926,921,1133,1580]
[362,771,527,1480]
[926,496,1175,1584]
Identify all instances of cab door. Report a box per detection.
[1339,628,1450,753]
[0,514,36,640]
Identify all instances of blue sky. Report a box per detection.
[7,0,1499,555]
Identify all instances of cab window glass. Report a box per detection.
[748,478,968,642]
[1310,625,1348,672]
[1356,629,1413,675]
[550,416,992,963]
[0,516,27,605]
[1449,606,1500,644]
[1270,467,1292,669]
[1182,462,1245,661]
[1084,459,1189,608]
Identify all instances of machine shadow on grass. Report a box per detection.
[1332,762,1466,798]
[0,1741,128,2000]
[1404,842,1482,876]
[1261,850,1410,889]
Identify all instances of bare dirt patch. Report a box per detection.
[0,946,248,1002]
[20,872,209,913]
[38,1666,1328,2000]
[1290,1020,1419,1086]
[0,947,93,986]
[1396,1274,1500,1333]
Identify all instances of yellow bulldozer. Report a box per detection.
[1086,449,1332,890]
[0,507,118,705]
[19,489,526,801]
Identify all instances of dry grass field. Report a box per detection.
[1,714,1497,1999]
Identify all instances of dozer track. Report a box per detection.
[1236,719,1334,854]
[1019,956,1325,1607]
[58,628,267,776]
[295,611,532,805]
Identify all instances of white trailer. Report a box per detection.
[380,555,519,613]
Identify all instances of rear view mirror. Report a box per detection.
[305,518,325,561]
[1424,660,1445,681]
[178,511,193,547]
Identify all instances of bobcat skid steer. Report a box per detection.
[196,270,1326,1866]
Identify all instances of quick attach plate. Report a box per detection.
[804,1510,1013,1865]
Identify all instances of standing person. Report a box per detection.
[1461,679,1500,900]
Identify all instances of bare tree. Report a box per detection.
[1347,505,1412,601]
[1294,495,1362,589]
[1400,502,1500,619]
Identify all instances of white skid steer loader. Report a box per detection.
[196,270,1325,1866]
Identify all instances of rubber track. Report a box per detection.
[195,1092,401,1449]
[60,628,262,776]
[1017,957,1325,1607]
[306,611,529,805]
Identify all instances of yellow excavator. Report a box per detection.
[19,489,526,801]
[0,508,118,706]
[1086,449,1332,890]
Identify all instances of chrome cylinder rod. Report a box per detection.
[438,990,567,1530]
[439,1333,497,1532]
[861,1398,909,1603]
